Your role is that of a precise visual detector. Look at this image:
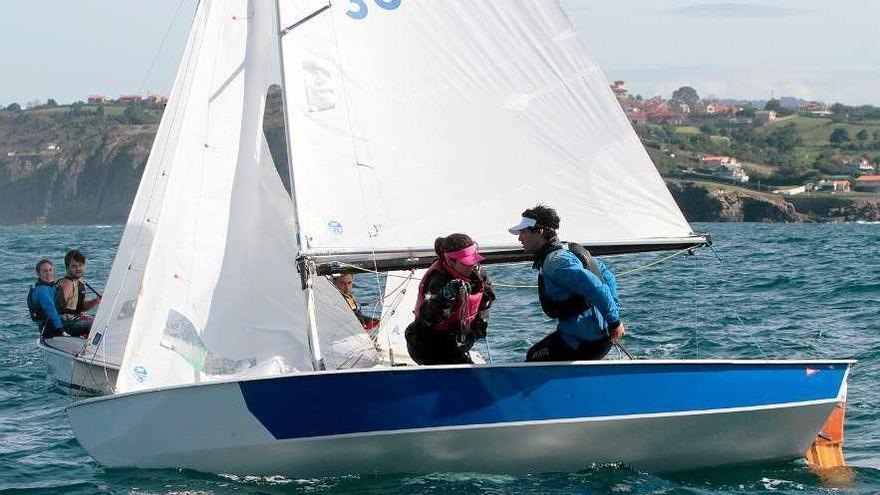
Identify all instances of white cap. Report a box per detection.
[508,217,537,234]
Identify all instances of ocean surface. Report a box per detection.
[1,222,878,494]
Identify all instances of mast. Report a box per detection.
[299,258,326,371]
[273,0,328,371]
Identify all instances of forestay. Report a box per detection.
[113,1,310,393]
[277,0,697,262]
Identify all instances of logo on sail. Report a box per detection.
[132,365,148,383]
[328,221,344,235]
[303,59,335,112]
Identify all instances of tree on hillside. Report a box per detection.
[770,162,813,185]
[671,86,700,107]
[46,98,58,107]
[123,101,147,124]
[874,130,880,142]
[829,128,850,147]
[830,103,848,123]
[699,123,718,135]
[814,152,849,175]
[856,129,869,143]
[6,103,21,111]
[765,122,802,153]
[67,101,86,117]
[764,99,782,112]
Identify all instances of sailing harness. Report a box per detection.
[535,240,606,320]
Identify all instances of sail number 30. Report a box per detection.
[346,0,402,20]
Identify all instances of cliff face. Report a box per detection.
[0,93,288,225]
[787,197,880,223]
[668,182,880,223]
[0,95,878,225]
[0,123,151,224]
[668,181,806,222]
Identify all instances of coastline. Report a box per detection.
[668,181,880,223]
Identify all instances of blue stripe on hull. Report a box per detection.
[239,363,846,440]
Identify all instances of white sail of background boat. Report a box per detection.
[67,0,853,475]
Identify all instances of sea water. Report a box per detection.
[1,223,878,494]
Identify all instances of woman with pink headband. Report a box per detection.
[405,233,495,365]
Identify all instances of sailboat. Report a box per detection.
[66,0,853,476]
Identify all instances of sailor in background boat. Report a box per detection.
[332,273,380,330]
[54,249,101,337]
[509,205,626,361]
[27,259,66,338]
[405,234,495,365]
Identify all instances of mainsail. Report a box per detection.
[277,0,703,272]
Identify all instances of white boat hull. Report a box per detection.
[39,338,117,396]
[68,360,851,475]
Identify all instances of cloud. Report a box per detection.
[658,3,808,19]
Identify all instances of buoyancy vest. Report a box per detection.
[27,280,55,322]
[342,293,358,312]
[54,276,85,316]
[342,292,379,330]
[415,260,485,333]
[536,241,606,320]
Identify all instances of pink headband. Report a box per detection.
[444,244,485,266]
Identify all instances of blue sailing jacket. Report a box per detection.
[538,248,620,347]
[31,283,64,333]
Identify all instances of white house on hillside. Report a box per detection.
[714,163,749,183]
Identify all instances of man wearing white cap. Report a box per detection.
[509,204,626,361]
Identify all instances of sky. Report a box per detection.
[2,1,878,107]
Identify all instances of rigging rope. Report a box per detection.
[708,244,767,359]
[137,0,189,95]
[693,253,700,358]
[491,246,696,288]
[324,7,393,358]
